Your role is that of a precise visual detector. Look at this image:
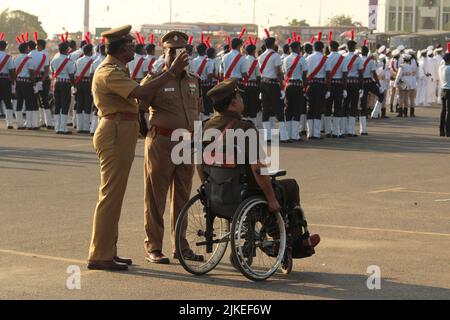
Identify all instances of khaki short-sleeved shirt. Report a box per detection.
[139,71,200,132]
[92,55,140,117]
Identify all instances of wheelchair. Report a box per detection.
[174,164,316,282]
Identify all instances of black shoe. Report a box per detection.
[361,133,369,136]
[87,260,128,271]
[46,126,54,130]
[145,251,170,265]
[17,127,26,130]
[62,131,73,135]
[440,130,446,137]
[114,256,133,266]
[173,250,204,262]
[7,126,13,130]
[326,134,332,138]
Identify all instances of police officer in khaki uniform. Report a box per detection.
[139,31,202,264]
[87,25,189,271]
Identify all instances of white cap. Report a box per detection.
[392,49,400,56]
[378,45,386,54]
[427,45,434,51]
[338,50,346,55]
[434,48,444,54]
[406,49,415,55]
[402,53,412,60]
[397,45,406,52]
[427,50,434,56]
[386,48,391,55]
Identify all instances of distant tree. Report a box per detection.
[326,14,362,27]
[0,9,47,42]
[288,19,310,27]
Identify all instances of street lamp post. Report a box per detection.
[170,0,173,23]
[318,0,322,26]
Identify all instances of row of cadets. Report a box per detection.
[145,34,157,77]
[0,32,16,129]
[305,32,328,140]
[191,34,216,120]
[14,34,39,130]
[282,34,307,141]
[242,36,261,126]
[259,29,287,142]
[220,28,247,82]
[128,32,150,84]
[89,39,107,136]
[50,36,76,134]
[74,32,95,134]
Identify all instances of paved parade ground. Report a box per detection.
[0,105,449,300]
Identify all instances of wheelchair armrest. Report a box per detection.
[257,169,287,178]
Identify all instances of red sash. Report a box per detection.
[0,54,10,73]
[283,55,301,90]
[74,59,93,85]
[131,57,145,80]
[224,54,242,80]
[34,54,47,77]
[196,57,208,77]
[53,58,70,79]
[260,52,275,75]
[307,56,327,81]
[243,59,259,86]
[346,55,359,74]
[329,55,345,79]
[362,56,373,73]
[148,58,156,73]
[16,57,31,76]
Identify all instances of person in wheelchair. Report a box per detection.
[201,78,321,250]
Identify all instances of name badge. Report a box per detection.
[165,88,175,92]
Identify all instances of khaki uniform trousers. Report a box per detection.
[88,116,139,262]
[399,89,416,108]
[144,128,194,254]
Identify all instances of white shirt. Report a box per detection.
[28,49,48,76]
[153,55,165,73]
[282,53,306,80]
[69,48,84,62]
[50,54,76,80]
[221,49,246,79]
[245,55,260,81]
[258,49,282,79]
[306,51,327,79]
[325,51,345,80]
[75,55,94,78]
[343,52,363,78]
[14,54,33,78]
[361,55,377,79]
[0,51,15,75]
[91,55,106,74]
[127,54,148,80]
[395,63,417,90]
[145,54,157,74]
[191,55,214,80]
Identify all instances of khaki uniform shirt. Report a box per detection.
[92,55,139,117]
[139,71,200,132]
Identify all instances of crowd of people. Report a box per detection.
[0,29,449,139]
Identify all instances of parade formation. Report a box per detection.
[1,26,450,140]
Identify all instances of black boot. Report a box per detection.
[396,107,403,117]
[440,129,446,137]
[410,107,416,118]
[381,108,389,119]
[390,104,394,113]
[403,107,408,118]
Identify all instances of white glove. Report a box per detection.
[71,86,77,96]
[359,89,364,98]
[280,90,286,100]
[379,86,385,94]
[11,84,16,95]
[259,92,262,100]
[35,81,43,92]
[343,90,348,98]
[33,85,39,94]
[325,91,331,99]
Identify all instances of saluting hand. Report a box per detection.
[170,52,189,76]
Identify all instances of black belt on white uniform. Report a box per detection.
[199,79,215,87]
[261,78,280,85]
[16,77,33,83]
[347,77,360,84]
[330,78,343,85]
[308,78,326,84]
[363,78,376,84]
[285,79,303,87]
[55,78,72,83]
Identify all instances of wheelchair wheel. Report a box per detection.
[175,194,229,276]
[230,196,286,282]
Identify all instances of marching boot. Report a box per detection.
[290,121,301,141]
[390,103,394,113]
[299,114,307,136]
[15,111,25,129]
[262,122,272,142]
[381,107,389,119]
[360,116,368,136]
[307,119,314,139]
[90,114,99,136]
[44,109,54,129]
[76,113,84,133]
[5,109,14,129]
[348,117,357,137]
[396,107,403,118]
[403,107,408,118]
[60,114,72,135]
[320,114,325,133]
[340,117,348,137]
[279,121,290,143]
[410,107,416,118]
[313,119,322,139]
[324,116,332,138]
[54,114,61,133]
[332,117,341,138]
[25,110,33,129]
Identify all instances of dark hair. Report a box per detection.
[206,47,216,59]
[83,44,93,55]
[289,41,301,51]
[245,44,256,55]
[28,41,36,50]
[314,41,324,52]
[304,43,313,54]
[19,43,28,54]
[145,44,155,55]
[265,37,276,49]
[69,40,77,49]
[37,39,46,49]
[347,40,357,51]
[444,53,450,63]
[231,38,243,50]
[99,44,106,56]
[361,46,369,56]
[135,44,145,55]
[196,43,207,56]
[106,38,128,55]
[80,40,87,48]
[330,41,339,51]
[213,91,237,113]
[185,44,194,55]
[0,41,7,50]
[58,42,69,54]
[283,44,290,54]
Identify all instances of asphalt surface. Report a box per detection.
[0,106,449,300]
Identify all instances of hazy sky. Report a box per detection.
[1,0,372,35]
